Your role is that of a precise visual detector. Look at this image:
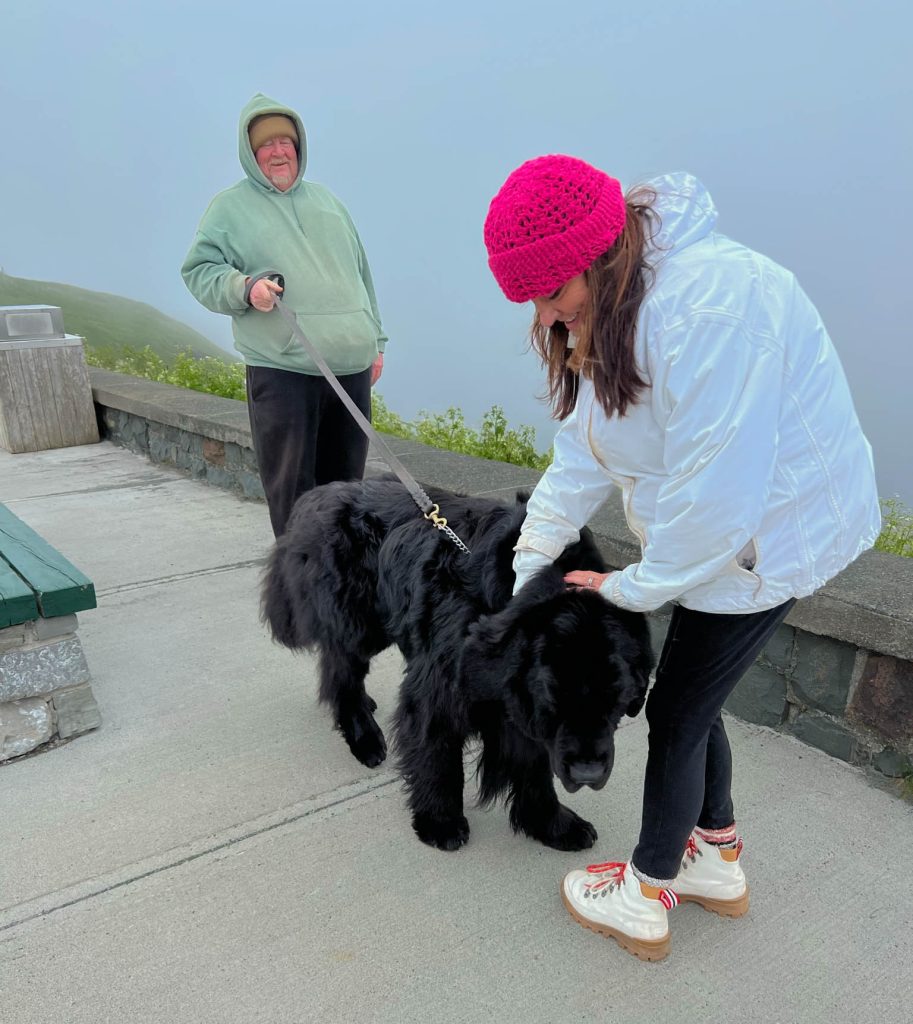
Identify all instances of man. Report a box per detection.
[182,93,387,536]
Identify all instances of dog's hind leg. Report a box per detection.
[318,649,387,768]
[498,735,598,852]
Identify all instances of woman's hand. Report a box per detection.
[564,569,612,593]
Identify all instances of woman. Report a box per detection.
[483,155,880,962]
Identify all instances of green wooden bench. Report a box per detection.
[0,503,96,628]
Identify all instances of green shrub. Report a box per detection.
[87,345,247,401]
[371,393,419,441]
[875,498,913,558]
[372,397,551,470]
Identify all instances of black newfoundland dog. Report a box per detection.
[262,477,653,852]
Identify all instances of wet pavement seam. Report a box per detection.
[96,560,268,597]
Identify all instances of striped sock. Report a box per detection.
[695,824,738,847]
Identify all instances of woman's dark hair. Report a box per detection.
[530,187,658,421]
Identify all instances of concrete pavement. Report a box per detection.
[1,441,911,1024]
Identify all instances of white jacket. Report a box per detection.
[514,173,881,613]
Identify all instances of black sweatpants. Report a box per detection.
[632,599,796,882]
[246,364,371,538]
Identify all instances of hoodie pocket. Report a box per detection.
[282,308,379,372]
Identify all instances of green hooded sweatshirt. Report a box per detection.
[181,93,387,375]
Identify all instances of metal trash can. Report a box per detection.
[0,305,100,453]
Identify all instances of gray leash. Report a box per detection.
[246,272,471,555]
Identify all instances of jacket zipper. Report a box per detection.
[586,412,648,548]
[620,476,648,548]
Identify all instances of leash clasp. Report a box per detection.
[423,503,471,555]
[424,503,448,529]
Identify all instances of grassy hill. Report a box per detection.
[0,271,235,364]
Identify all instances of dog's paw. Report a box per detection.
[339,707,387,768]
[412,812,470,851]
[529,805,598,852]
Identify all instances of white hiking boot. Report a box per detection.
[561,860,678,962]
[673,833,749,917]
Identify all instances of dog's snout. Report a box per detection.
[567,760,609,787]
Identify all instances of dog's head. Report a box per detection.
[460,567,653,793]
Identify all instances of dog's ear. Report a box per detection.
[459,608,527,702]
[623,647,653,718]
[591,604,655,719]
[555,526,606,574]
[460,565,567,701]
[514,562,566,604]
[459,570,563,702]
[626,619,657,717]
[625,683,648,718]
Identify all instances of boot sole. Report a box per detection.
[560,886,670,962]
[677,885,750,918]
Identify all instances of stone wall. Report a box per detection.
[0,614,101,761]
[89,368,913,785]
[100,404,266,501]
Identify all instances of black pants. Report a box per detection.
[246,365,371,538]
[632,599,796,882]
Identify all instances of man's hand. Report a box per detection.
[248,277,283,312]
[370,353,384,386]
[564,569,612,593]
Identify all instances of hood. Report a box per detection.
[238,93,308,193]
[641,172,718,258]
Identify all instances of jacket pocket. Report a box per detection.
[736,538,759,572]
[734,538,763,596]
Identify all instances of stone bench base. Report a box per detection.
[0,615,100,762]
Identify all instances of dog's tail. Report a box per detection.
[260,539,304,649]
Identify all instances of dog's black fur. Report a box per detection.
[262,477,654,852]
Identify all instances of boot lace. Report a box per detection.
[681,835,703,869]
[682,833,744,871]
[581,860,678,910]
[582,860,627,896]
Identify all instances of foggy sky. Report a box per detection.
[3,0,910,501]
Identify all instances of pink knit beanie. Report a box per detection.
[484,155,626,303]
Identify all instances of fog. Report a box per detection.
[4,0,910,500]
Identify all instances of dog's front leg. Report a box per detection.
[507,745,598,852]
[398,712,469,852]
[318,650,387,768]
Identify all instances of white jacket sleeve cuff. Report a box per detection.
[512,549,554,596]
[514,534,567,560]
[598,568,656,611]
